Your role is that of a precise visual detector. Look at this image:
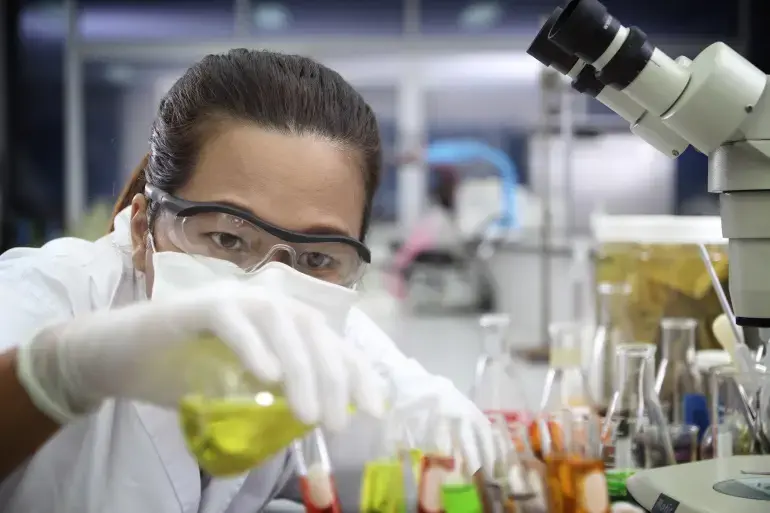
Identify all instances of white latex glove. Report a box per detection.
[16,282,386,431]
[397,376,496,477]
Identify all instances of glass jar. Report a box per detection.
[595,241,727,351]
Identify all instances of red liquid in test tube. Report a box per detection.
[298,464,341,513]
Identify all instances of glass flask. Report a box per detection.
[700,364,769,459]
[540,322,594,413]
[653,318,704,425]
[588,283,635,416]
[178,336,313,476]
[471,313,531,425]
[293,428,342,513]
[602,344,673,501]
[638,423,699,468]
[489,414,544,513]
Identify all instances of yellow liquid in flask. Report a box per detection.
[173,335,312,477]
[180,394,312,477]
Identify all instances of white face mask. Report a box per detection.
[151,251,358,334]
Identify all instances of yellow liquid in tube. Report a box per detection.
[174,336,313,477]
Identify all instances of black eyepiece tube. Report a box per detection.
[526,7,580,75]
[548,0,621,64]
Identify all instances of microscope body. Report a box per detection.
[527,0,770,329]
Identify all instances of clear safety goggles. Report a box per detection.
[145,185,371,287]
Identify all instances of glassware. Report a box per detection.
[654,318,704,425]
[588,283,635,415]
[293,429,342,513]
[700,365,769,459]
[360,417,410,513]
[540,322,594,413]
[178,336,312,476]
[488,414,542,513]
[471,313,531,424]
[539,410,611,513]
[636,424,699,468]
[438,420,484,513]
[602,344,673,500]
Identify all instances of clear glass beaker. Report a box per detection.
[293,428,342,513]
[471,313,531,424]
[588,283,635,415]
[700,365,769,459]
[602,343,673,499]
[540,322,594,413]
[654,318,704,425]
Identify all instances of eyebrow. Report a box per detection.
[214,198,356,238]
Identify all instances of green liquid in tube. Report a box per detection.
[440,483,482,513]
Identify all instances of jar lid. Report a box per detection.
[694,350,732,372]
[591,214,727,245]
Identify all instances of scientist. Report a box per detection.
[0,50,495,512]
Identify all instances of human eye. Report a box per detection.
[298,251,337,270]
[206,232,246,252]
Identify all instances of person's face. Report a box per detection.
[129,121,366,294]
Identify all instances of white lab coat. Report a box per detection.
[0,209,477,513]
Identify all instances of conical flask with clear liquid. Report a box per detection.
[471,313,531,425]
[540,322,594,413]
[602,343,674,500]
[588,282,635,415]
[654,318,704,425]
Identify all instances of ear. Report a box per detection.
[130,194,150,272]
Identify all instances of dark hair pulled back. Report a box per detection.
[110,49,382,239]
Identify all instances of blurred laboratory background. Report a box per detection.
[1,0,766,407]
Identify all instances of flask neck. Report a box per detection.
[660,318,697,361]
[596,282,631,326]
[615,346,656,391]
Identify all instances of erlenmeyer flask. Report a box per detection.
[540,322,594,413]
[653,318,704,425]
[489,414,540,513]
[293,428,342,513]
[602,343,673,501]
[471,313,530,425]
[588,283,634,415]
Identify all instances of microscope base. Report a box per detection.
[626,456,770,512]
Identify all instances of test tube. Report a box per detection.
[293,429,341,513]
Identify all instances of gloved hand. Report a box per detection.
[396,375,496,477]
[15,281,386,431]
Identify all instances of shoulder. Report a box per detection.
[0,234,125,350]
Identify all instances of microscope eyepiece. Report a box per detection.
[526,7,579,75]
[548,0,620,63]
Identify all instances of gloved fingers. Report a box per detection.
[208,302,282,384]
[254,299,321,426]
[294,312,350,432]
[338,342,386,420]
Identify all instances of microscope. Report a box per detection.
[527,1,770,511]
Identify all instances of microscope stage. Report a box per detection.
[626,456,770,513]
